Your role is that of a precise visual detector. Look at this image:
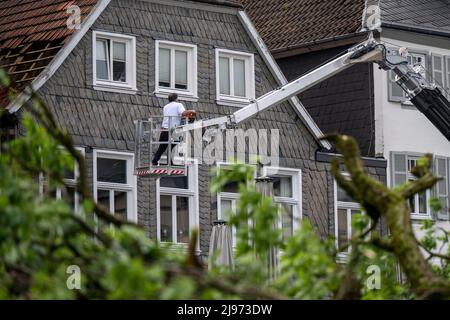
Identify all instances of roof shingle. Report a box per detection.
[242,0,366,51]
[380,0,450,34]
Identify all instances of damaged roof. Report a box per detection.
[0,0,98,107]
[0,0,245,109]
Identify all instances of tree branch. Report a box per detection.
[417,241,450,261]
[401,174,442,199]
[165,264,287,300]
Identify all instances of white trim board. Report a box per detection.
[7,0,112,113]
[237,11,331,150]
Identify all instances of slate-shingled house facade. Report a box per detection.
[1,0,387,259]
[243,0,450,240]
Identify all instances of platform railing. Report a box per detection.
[134,116,188,177]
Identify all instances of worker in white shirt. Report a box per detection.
[152,93,192,166]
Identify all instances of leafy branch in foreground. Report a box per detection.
[1,68,449,300]
[322,134,450,299]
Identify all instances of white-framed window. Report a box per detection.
[92,31,137,94]
[334,179,361,258]
[93,150,137,225]
[39,147,85,213]
[155,40,198,100]
[262,167,302,240]
[216,164,300,246]
[215,49,255,105]
[391,152,434,220]
[156,160,199,245]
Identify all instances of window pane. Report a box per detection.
[160,176,188,189]
[160,195,172,242]
[159,48,171,87]
[220,199,234,220]
[337,185,354,203]
[280,203,293,239]
[223,180,240,193]
[409,196,416,213]
[176,197,189,243]
[62,186,76,210]
[97,158,127,184]
[272,176,292,197]
[112,42,126,82]
[219,168,243,193]
[97,189,110,209]
[337,208,348,249]
[62,187,75,210]
[233,58,245,97]
[64,167,75,180]
[96,39,109,80]
[114,191,127,221]
[418,192,427,214]
[219,57,230,95]
[408,159,417,172]
[395,173,407,185]
[175,50,187,90]
[113,42,126,60]
[112,59,126,82]
[394,154,406,172]
[97,189,110,230]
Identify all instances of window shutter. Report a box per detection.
[445,56,450,99]
[391,152,407,186]
[435,156,449,220]
[431,54,444,89]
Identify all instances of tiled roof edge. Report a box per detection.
[6,0,112,113]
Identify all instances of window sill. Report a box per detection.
[336,252,349,264]
[93,83,137,95]
[159,242,201,255]
[411,214,433,221]
[400,100,418,110]
[154,90,199,102]
[216,97,251,107]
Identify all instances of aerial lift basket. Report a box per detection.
[134,116,188,177]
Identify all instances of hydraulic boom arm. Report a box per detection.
[174,36,450,141]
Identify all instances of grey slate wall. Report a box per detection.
[276,45,376,158]
[34,0,385,255]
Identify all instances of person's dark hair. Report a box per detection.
[168,93,178,102]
